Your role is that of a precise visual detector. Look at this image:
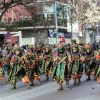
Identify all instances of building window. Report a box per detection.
[19,16,24,20]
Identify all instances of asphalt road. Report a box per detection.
[0,71,100,100]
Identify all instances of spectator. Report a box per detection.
[26,44,29,51]
[41,45,44,52]
[0,47,2,58]
[41,43,44,47]
[96,42,99,50]
[2,47,7,59]
[98,42,100,48]
[12,43,15,47]
[15,41,19,46]
[93,42,96,50]
[93,42,98,50]
[23,45,27,53]
[54,44,56,48]
[2,47,7,71]
[35,43,37,49]
[39,43,42,48]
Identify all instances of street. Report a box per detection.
[0,72,100,100]
[0,0,100,100]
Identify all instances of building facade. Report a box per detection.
[2,5,31,22]
[1,1,81,45]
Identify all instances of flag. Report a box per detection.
[61,35,65,42]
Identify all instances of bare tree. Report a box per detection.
[53,0,100,41]
[0,0,36,21]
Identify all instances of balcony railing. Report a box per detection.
[0,18,67,31]
[57,19,67,27]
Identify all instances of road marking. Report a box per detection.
[0,82,56,100]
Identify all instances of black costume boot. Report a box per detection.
[93,76,97,81]
[73,80,76,85]
[46,75,49,81]
[66,83,69,88]
[66,79,69,88]
[77,79,81,84]
[38,80,41,85]
[10,84,16,90]
[86,75,90,80]
[30,82,34,86]
[26,83,30,89]
[57,83,63,91]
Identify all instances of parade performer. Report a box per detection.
[41,44,53,80]
[52,41,70,90]
[25,47,41,86]
[35,45,43,74]
[84,45,96,80]
[71,39,78,45]
[79,42,86,56]
[6,47,12,76]
[52,49,58,81]
[65,43,72,87]
[70,44,83,85]
[94,48,100,83]
[0,58,6,84]
[79,42,86,69]
[65,43,72,64]
[8,47,30,89]
[66,44,71,54]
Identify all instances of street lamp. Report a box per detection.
[38,31,40,43]
[54,2,58,44]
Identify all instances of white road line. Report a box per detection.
[0,82,56,100]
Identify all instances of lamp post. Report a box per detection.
[38,31,40,43]
[70,9,73,39]
[54,2,58,44]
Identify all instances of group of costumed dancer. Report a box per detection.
[0,39,100,91]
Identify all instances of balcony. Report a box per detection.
[0,18,67,31]
[57,19,67,27]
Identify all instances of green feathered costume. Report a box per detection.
[40,44,53,80]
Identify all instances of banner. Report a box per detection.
[6,31,11,43]
[6,31,11,39]
[47,29,72,38]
